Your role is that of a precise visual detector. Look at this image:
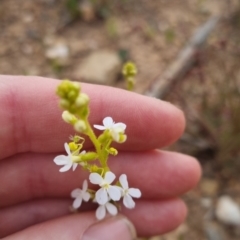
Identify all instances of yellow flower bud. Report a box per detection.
[122,62,137,78]
[75,93,90,107]
[56,80,80,103]
[74,120,87,133]
[68,142,78,151]
[90,165,103,174]
[118,133,127,143]
[108,147,118,156]
[62,111,77,124]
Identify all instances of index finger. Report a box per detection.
[0,75,185,159]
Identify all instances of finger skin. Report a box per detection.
[0,199,72,238]
[0,75,185,159]
[0,151,201,207]
[3,199,186,239]
[122,199,187,236]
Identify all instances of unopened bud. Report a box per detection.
[56,80,80,102]
[74,120,87,133]
[75,93,90,107]
[118,133,127,143]
[68,142,78,151]
[108,147,118,156]
[122,62,137,78]
[62,111,77,124]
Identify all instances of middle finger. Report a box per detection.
[0,151,201,208]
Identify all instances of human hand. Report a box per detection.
[0,76,201,239]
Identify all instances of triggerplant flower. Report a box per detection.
[89,171,121,205]
[53,143,86,172]
[71,180,91,209]
[94,117,126,142]
[119,174,141,209]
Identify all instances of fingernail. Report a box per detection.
[82,216,137,240]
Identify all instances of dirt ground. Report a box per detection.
[1,0,240,239]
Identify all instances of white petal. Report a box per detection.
[82,180,88,191]
[72,163,78,171]
[89,173,103,185]
[114,123,126,131]
[53,156,68,165]
[129,188,141,198]
[103,117,114,128]
[83,192,91,202]
[106,202,118,216]
[96,205,106,220]
[59,163,72,172]
[73,197,82,209]
[64,142,71,155]
[96,188,108,205]
[104,171,116,184]
[93,124,106,130]
[71,189,81,198]
[123,195,135,209]
[119,174,128,190]
[111,130,120,142]
[108,186,121,201]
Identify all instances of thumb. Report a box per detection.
[5,213,137,240]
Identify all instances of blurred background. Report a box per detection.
[1,0,240,239]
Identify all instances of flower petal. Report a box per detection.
[73,197,82,209]
[71,189,81,198]
[104,171,116,184]
[82,180,88,191]
[106,202,118,216]
[83,192,91,202]
[96,188,108,205]
[96,205,106,220]
[129,188,141,198]
[53,156,68,165]
[119,174,128,190]
[114,123,126,131]
[64,142,71,155]
[108,186,121,201]
[89,173,103,185]
[111,130,120,142]
[72,162,78,171]
[59,163,72,172]
[103,117,114,128]
[93,124,106,130]
[123,195,135,209]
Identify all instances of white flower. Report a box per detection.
[96,201,118,220]
[71,180,91,209]
[119,174,141,209]
[53,143,86,172]
[93,117,126,142]
[89,171,121,205]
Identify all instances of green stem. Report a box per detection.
[85,120,107,168]
[102,140,112,165]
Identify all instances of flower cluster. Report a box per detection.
[70,172,141,220]
[54,80,141,220]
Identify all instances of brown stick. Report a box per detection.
[144,16,220,99]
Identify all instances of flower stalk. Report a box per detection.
[54,80,141,220]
